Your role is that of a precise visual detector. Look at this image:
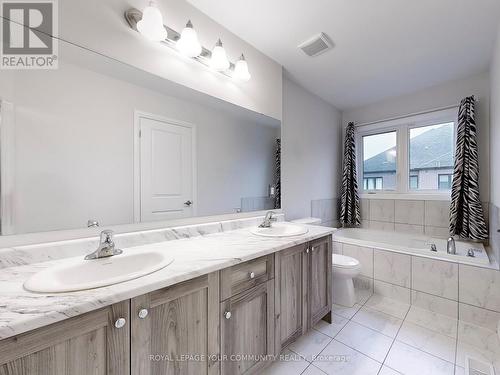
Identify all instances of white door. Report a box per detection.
[138,115,195,222]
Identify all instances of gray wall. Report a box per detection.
[490,26,500,263]
[281,76,342,220]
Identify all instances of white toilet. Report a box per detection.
[332,254,361,307]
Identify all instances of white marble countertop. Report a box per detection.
[0,223,334,340]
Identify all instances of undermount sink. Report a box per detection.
[24,250,174,293]
[250,222,309,237]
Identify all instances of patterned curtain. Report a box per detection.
[449,96,488,240]
[340,122,361,227]
[274,138,281,209]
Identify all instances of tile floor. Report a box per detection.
[262,290,500,375]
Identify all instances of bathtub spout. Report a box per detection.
[447,237,456,255]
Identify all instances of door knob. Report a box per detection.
[223,311,232,319]
[138,308,149,319]
[114,317,126,329]
[184,200,193,206]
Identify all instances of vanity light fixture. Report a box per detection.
[176,20,202,57]
[136,1,168,42]
[210,39,230,71]
[125,8,251,81]
[234,54,251,81]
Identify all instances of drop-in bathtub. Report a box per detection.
[333,228,490,266]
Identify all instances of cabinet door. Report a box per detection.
[0,301,130,375]
[131,273,219,375]
[308,236,332,328]
[220,280,274,375]
[274,243,306,352]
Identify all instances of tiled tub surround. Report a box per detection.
[336,228,490,267]
[0,214,340,340]
[360,198,490,238]
[333,239,500,373]
[311,198,340,228]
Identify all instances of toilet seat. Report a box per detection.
[332,254,360,269]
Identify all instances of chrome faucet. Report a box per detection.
[259,211,277,228]
[447,237,456,255]
[84,230,123,260]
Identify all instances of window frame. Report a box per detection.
[355,108,457,199]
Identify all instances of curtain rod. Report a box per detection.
[353,103,459,127]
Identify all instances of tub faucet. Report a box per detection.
[259,211,277,228]
[447,237,456,255]
[85,230,123,260]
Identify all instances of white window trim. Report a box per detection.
[355,108,457,200]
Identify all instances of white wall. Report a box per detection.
[0,56,278,234]
[342,72,491,200]
[282,76,342,220]
[490,28,500,207]
[47,0,282,121]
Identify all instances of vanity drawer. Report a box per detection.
[220,254,274,300]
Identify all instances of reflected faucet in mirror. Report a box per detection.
[84,230,123,260]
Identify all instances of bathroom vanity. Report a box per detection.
[0,226,332,375]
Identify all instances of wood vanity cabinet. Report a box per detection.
[274,235,332,353]
[219,255,275,375]
[130,273,220,375]
[0,301,130,375]
[0,235,332,375]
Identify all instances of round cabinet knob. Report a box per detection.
[306,248,310,254]
[138,308,149,319]
[223,311,232,320]
[249,271,255,279]
[311,246,315,252]
[114,317,126,329]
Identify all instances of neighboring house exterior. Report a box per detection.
[363,125,454,190]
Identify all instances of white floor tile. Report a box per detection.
[364,294,410,319]
[335,321,393,362]
[313,314,349,338]
[385,341,455,375]
[351,306,403,338]
[454,366,465,375]
[260,350,309,375]
[396,321,456,363]
[405,306,458,338]
[302,364,327,375]
[288,329,332,362]
[312,339,381,375]
[378,366,402,375]
[332,303,362,319]
[355,287,373,304]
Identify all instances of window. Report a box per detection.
[364,177,383,190]
[362,131,396,191]
[356,108,456,196]
[409,175,419,190]
[438,174,453,190]
[409,123,454,191]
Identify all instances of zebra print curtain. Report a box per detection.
[340,122,361,227]
[449,96,488,240]
[274,138,281,209]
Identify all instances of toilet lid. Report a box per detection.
[332,254,360,268]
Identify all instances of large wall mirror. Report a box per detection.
[0,39,281,236]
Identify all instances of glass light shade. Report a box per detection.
[234,54,251,81]
[136,3,167,41]
[176,21,202,57]
[210,39,230,71]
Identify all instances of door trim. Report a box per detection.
[133,110,197,223]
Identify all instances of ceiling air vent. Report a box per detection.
[298,33,333,57]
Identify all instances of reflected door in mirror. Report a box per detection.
[138,114,195,222]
